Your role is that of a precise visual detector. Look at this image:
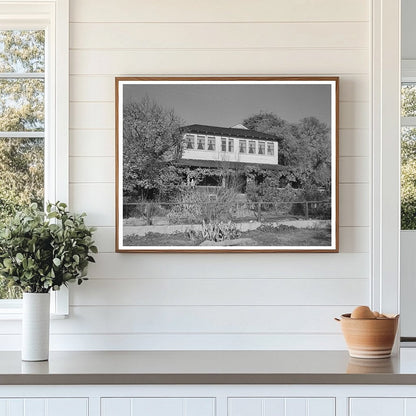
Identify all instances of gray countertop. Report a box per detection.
[2,349,416,385]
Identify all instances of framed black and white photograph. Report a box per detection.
[116,77,339,253]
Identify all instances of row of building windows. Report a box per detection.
[185,134,275,156]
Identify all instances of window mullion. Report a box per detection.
[0,132,44,138]
[0,72,44,79]
[402,117,416,127]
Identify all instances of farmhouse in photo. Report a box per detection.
[181,124,280,167]
[178,123,282,189]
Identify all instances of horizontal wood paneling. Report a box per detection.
[339,102,369,129]
[339,157,369,183]
[70,22,368,50]
[0,305,355,335]
[70,103,114,129]
[91,226,369,254]
[70,157,114,183]
[57,305,353,334]
[339,227,369,253]
[60,0,372,351]
[70,76,115,102]
[69,74,369,103]
[90,227,115,253]
[86,253,369,279]
[69,130,114,157]
[0,333,347,350]
[70,0,369,23]
[70,277,368,306]
[339,184,369,227]
[69,183,114,226]
[339,129,369,157]
[70,49,368,76]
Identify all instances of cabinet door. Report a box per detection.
[0,398,88,416]
[101,398,215,416]
[228,398,335,416]
[350,398,416,416]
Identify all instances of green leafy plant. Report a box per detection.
[0,202,97,293]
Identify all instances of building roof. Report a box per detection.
[182,124,282,142]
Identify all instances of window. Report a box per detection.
[267,142,274,156]
[228,138,234,152]
[239,139,246,153]
[0,1,69,314]
[221,137,226,152]
[258,141,265,155]
[197,135,206,150]
[207,136,215,151]
[0,30,45,300]
[186,134,195,149]
[248,140,256,154]
[401,82,416,230]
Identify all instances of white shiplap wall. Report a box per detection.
[58,0,371,350]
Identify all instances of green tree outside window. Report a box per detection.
[0,30,45,299]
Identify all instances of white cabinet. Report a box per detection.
[0,398,88,416]
[101,397,215,416]
[228,397,335,416]
[349,398,416,416]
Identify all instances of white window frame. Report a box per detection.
[266,141,274,156]
[239,139,246,154]
[371,0,401,324]
[207,136,216,151]
[228,138,234,153]
[0,0,69,318]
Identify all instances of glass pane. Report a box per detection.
[186,134,194,149]
[402,83,416,117]
[0,137,44,299]
[197,136,205,150]
[207,136,215,150]
[401,127,416,230]
[0,30,45,73]
[221,138,226,152]
[0,137,44,218]
[0,78,44,131]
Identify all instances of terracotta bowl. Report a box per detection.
[337,313,399,359]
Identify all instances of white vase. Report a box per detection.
[22,293,50,361]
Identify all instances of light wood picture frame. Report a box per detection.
[116,77,339,253]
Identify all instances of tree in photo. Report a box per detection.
[123,96,184,201]
[243,112,298,166]
[243,112,331,190]
[294,117,331,190]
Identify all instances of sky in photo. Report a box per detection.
[123,82,332,128]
